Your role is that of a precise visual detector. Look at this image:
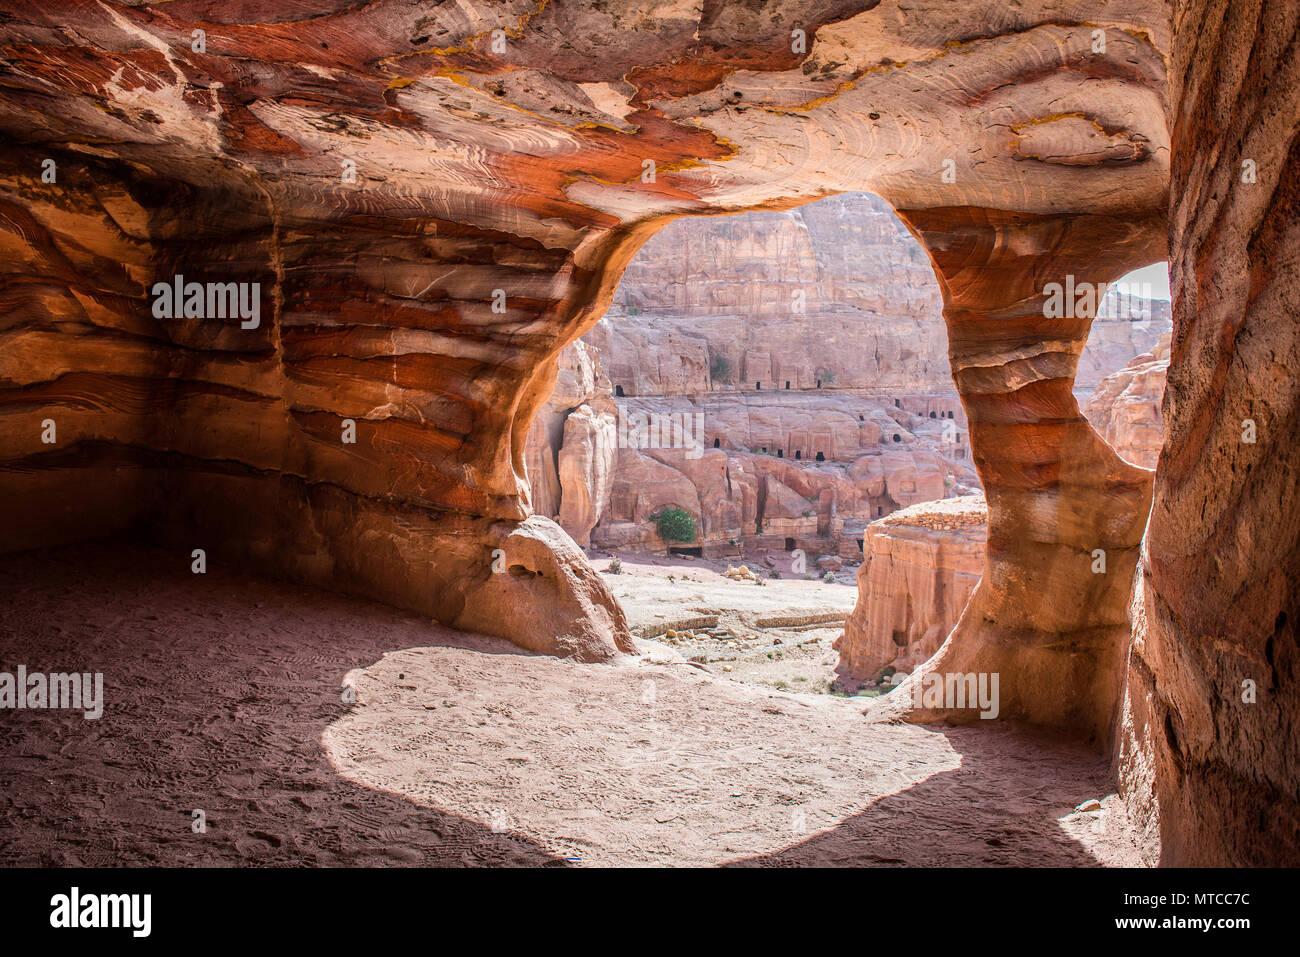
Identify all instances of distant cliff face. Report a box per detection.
[586,312,953,397]
[611,193,943,321]
[1078,298,1173,391]
[524,349,979,557]
[1084,336,1170,470]
[598,193,954,398]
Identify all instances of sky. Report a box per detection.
[1113,261,1171,300]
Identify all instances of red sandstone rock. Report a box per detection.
[2,0,1295,869]
[555,403,617,548]
[839,497,987,679]
[874,207,1164,743]
[0,0,1270,857]
[1116,0,1300,866]
[612,193,942,322]
[1084,335,1169,470]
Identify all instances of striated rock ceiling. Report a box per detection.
[0,1,1170,233]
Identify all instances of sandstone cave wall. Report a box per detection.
[0,142,642,662]
[1117,0,1300,866]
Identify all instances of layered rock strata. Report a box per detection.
[611,192,942,321]
[880,207,1165,743]
[837,496,987,679]
[1117,0,1300,866]
[0,2,1172,728]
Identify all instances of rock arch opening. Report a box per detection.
[1078,262,1172,471]
[527,191,969,566]
[529,187,1171,734]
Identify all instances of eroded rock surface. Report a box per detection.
[878,207,1163,743]
[1084,335,1169,470]
[838,496,987,680]
[0,6,1170,704]
[1117,0,1300,866]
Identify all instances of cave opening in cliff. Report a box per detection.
[525,187,1174,722]
[1073,260,1172,457]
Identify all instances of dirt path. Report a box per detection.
[0,545,1147,866]
[597,552,861,694]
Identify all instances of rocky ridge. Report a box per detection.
[836,496,987,680]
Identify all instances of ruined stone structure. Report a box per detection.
[0,0,1295,864]
[526,315,980,558]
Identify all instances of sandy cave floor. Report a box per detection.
[0,544,1147,867]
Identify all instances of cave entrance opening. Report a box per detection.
[529,191,965,684]
[527,189,1169,706]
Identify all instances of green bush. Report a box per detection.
[710,353,732,382]
[655,506,697,543]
